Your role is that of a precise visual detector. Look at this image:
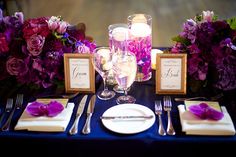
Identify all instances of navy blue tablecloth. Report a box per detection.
[0,70,236,157]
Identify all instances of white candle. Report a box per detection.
[130,23,151,37]
[112,27,129,41]
[151,49,163,70]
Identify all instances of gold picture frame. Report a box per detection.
[156,54,187,95]
[64,53,95,93]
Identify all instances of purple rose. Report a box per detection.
[6,57,28,76]
[26,34,45,56]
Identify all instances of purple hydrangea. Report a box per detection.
[171,10,236,91]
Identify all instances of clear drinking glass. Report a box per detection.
[93,47,115,100]
[127,14,152,82]
[108,23,130,93]
[112,52,137,104]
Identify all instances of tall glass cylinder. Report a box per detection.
[108,23,130,93]
[127,14,152,82]
[108,23,129,54]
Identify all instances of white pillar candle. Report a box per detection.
[130,23,151,37]
[112,27,129,41]
[151,49,163,70]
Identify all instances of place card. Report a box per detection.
[64,53,95,93]
[155,54,187,94]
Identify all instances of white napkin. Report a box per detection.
[178,105,236,136]
[15,103,74,132]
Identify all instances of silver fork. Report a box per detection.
[0,98,13,127]
[163,96,176,135]
[1,97,18,131]
[155,100,166,136]
[15,94,23,110]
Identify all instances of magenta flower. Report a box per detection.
[26,101,64,117]
[26,34,45,56]
[6,57,28,76]
[189,103,224,120]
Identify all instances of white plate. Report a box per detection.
[101,104,155,134]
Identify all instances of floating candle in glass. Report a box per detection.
[127,14,152,82]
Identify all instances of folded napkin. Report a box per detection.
[178,105,236,136]
[15,102,74,132]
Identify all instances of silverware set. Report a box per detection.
[0,94,24,131]
[69,95,88,135]
[69,95,96,135]
[155,100,166,136]
[155,96,176,136]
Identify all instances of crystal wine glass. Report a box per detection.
[112,52,137,104]
[93,47,115,100]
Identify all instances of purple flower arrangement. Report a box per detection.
[0,9,96,89]
[171,11,236,91]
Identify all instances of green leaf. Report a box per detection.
[227,17,236,30]
[172,35,191,46]
[53,31,63,39]
[212,15,218,21]
[195,14,202,22]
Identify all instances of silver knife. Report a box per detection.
[100,115,154,120]
[82,95,96,134]
[69,95,88,135]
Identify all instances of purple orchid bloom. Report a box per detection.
[189,103,224,120]
[26,101,64,117]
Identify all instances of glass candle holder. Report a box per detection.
[127,14,152,82]
[108,23,129,53]
[108,23,130,93]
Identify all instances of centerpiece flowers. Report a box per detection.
[0,9,96,90]
[171,11,236,92]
